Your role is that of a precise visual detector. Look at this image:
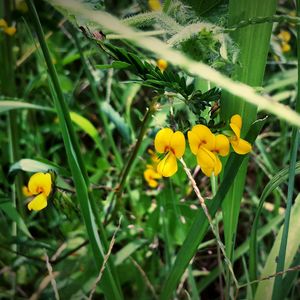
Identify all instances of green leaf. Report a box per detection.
[8,158,69,184]
[249,161,300,284]
[96,61,131,69]
[220,0,277,276]
[114,239,147,266]
[69,111,106,156]
[100,101,132,143]
[0,200,32,238]
[254,194,300,300]
[0,100,53,113]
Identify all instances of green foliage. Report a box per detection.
[1,0,300,299]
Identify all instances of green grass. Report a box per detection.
[1,0,300,299]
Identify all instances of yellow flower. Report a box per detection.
[281,42,291,53]
[144,165,162,188]
[229,114,252,155]
[0,19,7,28]
[277,30,291,43]
[24,173,52,211]
[157,59,168,72]
[188,125,229,176]
[154,128,185,177]
[148,0,162,11]
[4,26,16,36]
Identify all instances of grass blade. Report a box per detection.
[25,1,123,298]
[255,194,300,300]
[271,2,300,298]
[221,0,277,261]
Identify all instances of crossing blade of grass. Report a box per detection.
[249,161,300,289]
[271,2,300,298]
[159,118,266,300]
[48,0,300,128]
[255,194,300,300]
[220,0,277,290]
[25,1,123,299]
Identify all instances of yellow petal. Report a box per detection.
[230,138,252,155]
[196,147,216,169]
[148,0,162,11]
[214,134,230,157]
[201,165,214,177]
[27,194,47,211]
[144,168,162,182]
[170,131,185,158]
[28,172,52,196]
[0,19,7,28]
[213,154,222,176]
[230,114,242,129]
[278,30,291,43]
[230,122,241,139]
[157,152,178,177]
[4,27,16,36]
[154,128,173,153]
[22,186,33,197]
[200,153,222,177]
[191,124,215,150]
[188,131,200,155]
[148,179,158,188]
[157,59,168,72]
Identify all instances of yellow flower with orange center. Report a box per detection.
[188,125,229,176]
[229,114,252,154]
[23,172,52,211]
[154,128,185,177]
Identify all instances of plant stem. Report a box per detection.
[271,2,300,299]
[104,100,158,224]
[116,100,158,196]
[179,158,239,289]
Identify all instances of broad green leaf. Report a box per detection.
[0,200,32,238]
[221,0,277,268]
[254,194,300,300]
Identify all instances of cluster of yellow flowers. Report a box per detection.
[23,172,52,211]
[277,30,291,53]
[0,19,16,36]
[145,114,251,184]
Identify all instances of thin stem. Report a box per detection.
[116,100,159,196]
[179,158,239,289]
[226,14,300,32]
[271,2,300,299]
[105,100,158,224]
